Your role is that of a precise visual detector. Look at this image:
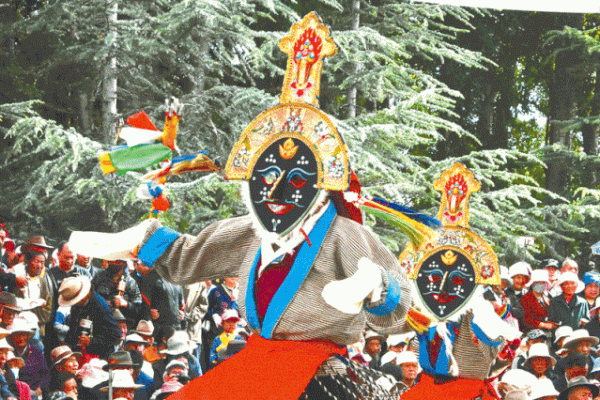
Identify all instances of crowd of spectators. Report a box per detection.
[0,225,245,400]
[3,221,600,400]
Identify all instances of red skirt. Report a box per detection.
[168,334,346,400]
[401,372,500,400]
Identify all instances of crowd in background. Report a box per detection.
[2,222,600,400]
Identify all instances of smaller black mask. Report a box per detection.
[415,249,476,319]
[249,136,320,235]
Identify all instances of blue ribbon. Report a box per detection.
[137,226,180,268]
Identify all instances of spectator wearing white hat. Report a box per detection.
[380,333,415,365]
[0,338,19,400]
[152,331,201,391]
[552,326,573,359]
[530,379,559,400]
[561,259,579,276]
[8,316,48,398]
[521,270,557,333]
[100,369,143,399]
[522,343,557,382]
[394,350,420,395]
[548,273,589,330]
[506,261,532,324]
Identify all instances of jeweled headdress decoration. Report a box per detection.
[399,163,499,321]
[225,12,350,191]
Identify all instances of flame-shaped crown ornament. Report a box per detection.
[433,163,481,228]
[278,12,337,107]
[225,12,350,191]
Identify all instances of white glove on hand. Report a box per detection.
[68,219,154,261]
[321,257,383,314]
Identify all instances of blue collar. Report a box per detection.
[245,202,337,339]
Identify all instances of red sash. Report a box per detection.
[168,334,346,400]
[401,373,500,400]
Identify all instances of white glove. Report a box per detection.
[321,257,383,314]
[68,219,154,261]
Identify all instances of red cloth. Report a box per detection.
[167,334,346,400]
[15,380,31,400]
[401,373,499,400]
[520,290,549,332]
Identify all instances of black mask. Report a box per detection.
[249,136,320,235]
[415,249,476,319]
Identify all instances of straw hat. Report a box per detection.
[58,276,92,307]
[100,370,143,391]
[386,332,414,348]
[524,343,556,368]
[23,236,53,251]
[562,329,599,350]
[8,317,35,336]
[50,345,83,369]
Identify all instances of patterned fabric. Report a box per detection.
[142,209,412,345]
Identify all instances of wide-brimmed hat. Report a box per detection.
[9,317,35,336]
[102,351,140,370]
[562,329,599,350]
[6,351,24,369]
[79,358,109,389]
[221,309,240,324]
[558,376,599,400]
[500,265,510,281]
[395,350,418,366]
[364,330,385,345]
[504,390,527,400]
[526,329,549,342]
[554,326,573,344]
[58,276,91,307]
[50,345,83,369]
[160,331,193,356]
[100,370,143,391]
[527,270,550,289]
[135,320,154,336]
[0,292,22,313]
[0,339,14,351]
[23,236,53,251]
[124,333,147,345]
[387,332,414,348]
[164,360,188,376]
[524,343,556,368]
[590,356,600,375]
[557,272,584,292]
[509,262,532,278]
[530,379,559,400]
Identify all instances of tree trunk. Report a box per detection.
[346,0,360,119]
[581,68,600,187]
[102,0,118,144]
[78,91,92,134]
[545,14,584,198]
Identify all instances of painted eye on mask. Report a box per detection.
[427,271,443,283]
[262,170,280,185]
[450,275,465,285]
[288,172,307,188]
